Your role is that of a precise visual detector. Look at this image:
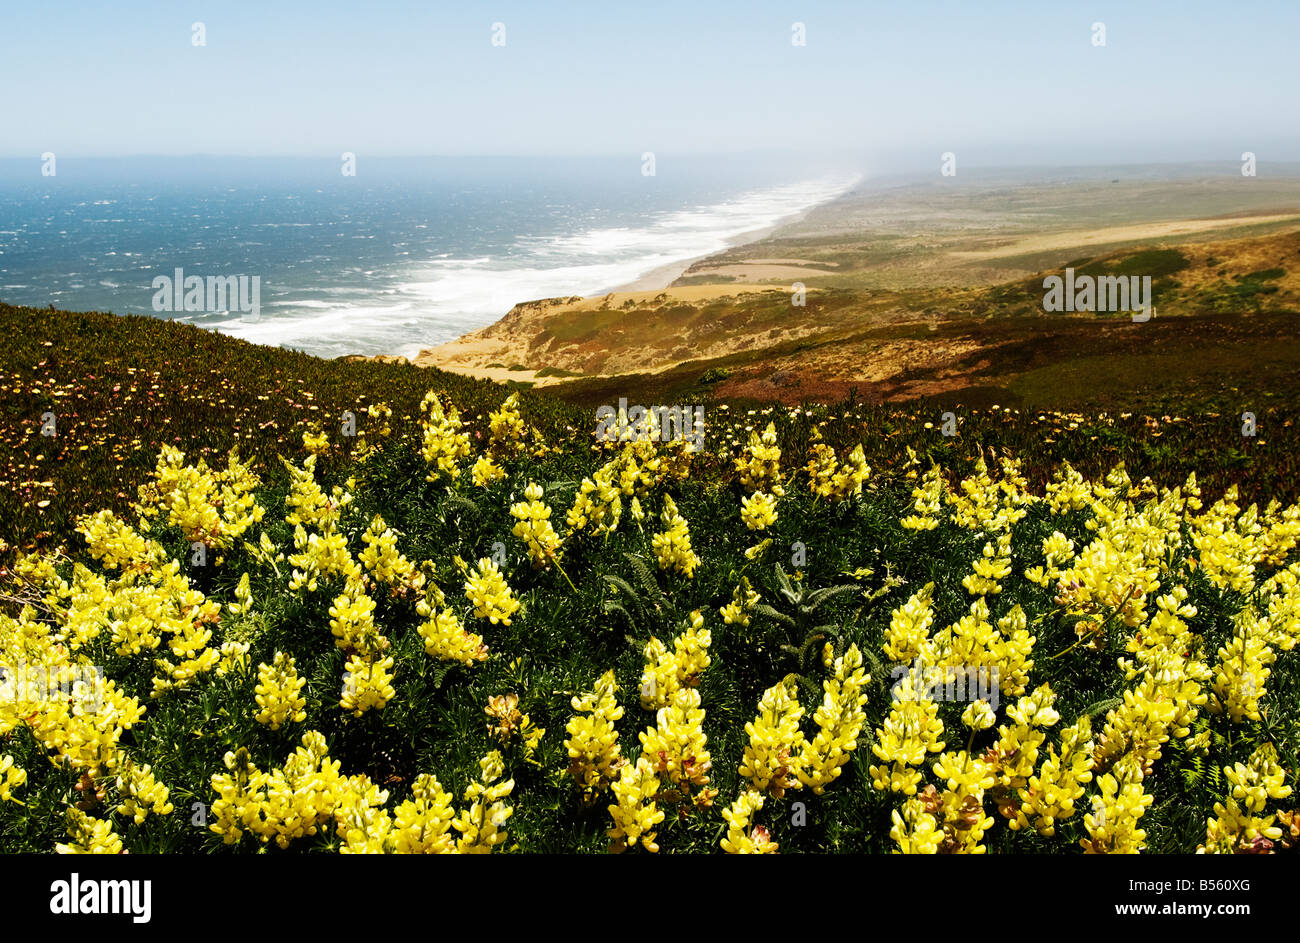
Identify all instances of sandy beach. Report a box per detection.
[407,191,855,383]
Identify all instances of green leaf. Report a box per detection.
[444,493,479,515]
[752,604,796,627]
[602,599,633,628]
[803,583,861,612]
[1077,696,1122,720]
[625,552,661,599]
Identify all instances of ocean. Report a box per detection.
[0,156,858,359]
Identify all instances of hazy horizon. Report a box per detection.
[5,0,1298,165]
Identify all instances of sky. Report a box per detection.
[3,0,1297,168]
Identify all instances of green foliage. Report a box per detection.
[1,300,1298,854]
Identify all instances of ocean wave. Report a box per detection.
[215,174,859,358]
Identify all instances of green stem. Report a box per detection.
[554,560,579,594]
[1049,584,1139,660]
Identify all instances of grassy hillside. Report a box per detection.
[0,292,1297,855]
[2,295,1298,556]
[0,343,1297,854]
[415,226,1300,416]
[0,303,583,553]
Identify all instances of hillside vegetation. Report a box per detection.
[414,225,1300,412]
[1,374,1297,854]
[1,200,1298,853]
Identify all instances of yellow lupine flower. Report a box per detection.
[639,611,711,709]
[328,588,387,658]
[901,464,945,530]
[651,494,700,578]
[464,557,520,625]
[734,422,784,497]
[962,531,1012,596]
[340,654,396,717]
[870,678,945,796]
[417,608,488,665]
[419,390,471,482]
[739,678,805,797]
[56,808,123,854]
[452,751,514,853]
[216,640,251,676]
[390,773,456,854]
[740,490,778,530]
[566,460,623,536]
[890,795,943,854]
[0,755,27,804]
[607,757,665,853]
[719,576,760,626]
[302,426,330,456]
[1011,715,1094,836]
[488,391,526,456]
[510,480,563,569]
[720,790,778,853]
[883,582,935,663]
[471,454,506,487]
[254,652,307,730]
[1080,765,1152,854]
[359,515,423,595]
[135,445,264,551]
[566,669,625,802]
[115,757,175,825]
[639,687,715,806]
[801,643,869,795]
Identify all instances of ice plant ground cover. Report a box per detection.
[1,379,1298,854]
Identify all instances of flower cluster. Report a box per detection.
[800,643,869,795]
[340,653,396,717]
[566,670,625,803]
[488,392,526,457]
[135,445,264,555]
[734,422,785,497]
[1199,744,1294,853]
[607,757,665,853]
[253,652,308,730]
[485,693,544,758]
[740,490,778,530]
[719,576,761,626]
[359,515,424,597]
[416,605,488,665]
[805,435,870,500]
[114,756,174,825]
[651,494,700,578]
[464,557,521,625]
[566,461,622,536]
[638,611,711,710]
[739,678,805,797]
[0,755,27,803]
[639,687,716,809]
[510,481,563,569]
[720,790,778,853]
[900,464,946,530]
[419,390,471,483]
[451,750,515,853]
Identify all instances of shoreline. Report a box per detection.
[593,188,855,295]
[396,176,864,360]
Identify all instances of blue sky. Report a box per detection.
[3,0,1297,166]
